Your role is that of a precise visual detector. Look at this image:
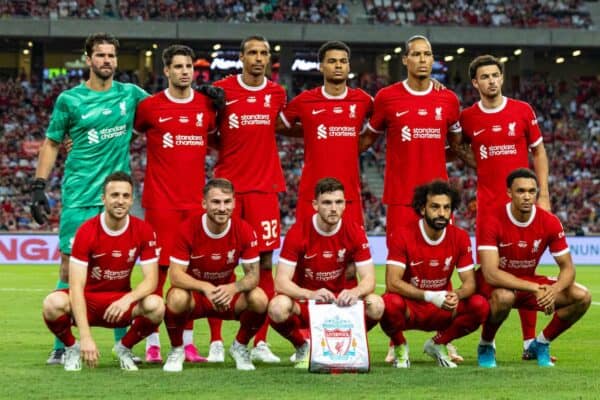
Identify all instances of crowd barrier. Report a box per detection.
[1,234,598,265]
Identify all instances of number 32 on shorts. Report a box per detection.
[261,219,279,240]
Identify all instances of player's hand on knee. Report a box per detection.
[536,285,556,312]
[311,288,336,303]
[30,178,50,225]
[104,297,132,324]
[80,337,99,368]
[424,290,448,309]
[336,289,359,307]
[441,292,459,311]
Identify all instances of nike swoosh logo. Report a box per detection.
[81,112,94,119]
[225,100,239,106]
[312,109,326,115]
[265,240,277,247]
[396,111,409,117]
[473,129,485,136]
[159,117,172,123]
[410,261,423,266]
[499,243,513,248]
[304,254,317,259]
[190,254,205,259]
[92,253,106,258]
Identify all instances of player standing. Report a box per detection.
[476,168,590,368]
[210,35,286,363]
[134,44,218,363]
[381,180,489,368]
[42,172,164,371]
[459,55,551,359]
[361,35,465,363]
[32,33,148,364]
[162,179,267,372]
[268,178,384,369]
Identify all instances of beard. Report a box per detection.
[424,214,449,231]
[91,64,114,81]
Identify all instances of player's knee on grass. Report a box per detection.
[246,287,268,313]
[365,294,384,320]
[139,294,165,323]
[268,295,293,323]
[166,288,192,313]
[43,291,70,320]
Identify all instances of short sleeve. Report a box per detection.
[139,221,159,265]
[456,229,475,272]
[70,222,92,267]
[386,229,408,268]
[367,90,386,134]
[280,95,302,129]
[278,223,304,267]
[46,93,71,142]
[240,222,260,264]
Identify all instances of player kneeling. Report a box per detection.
[268,178,384,369]
[477,168,591,368]
[42,172,164,371]
[163,179,267,372]
[380,180,489,368]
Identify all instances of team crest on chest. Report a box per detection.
[264,94,271,108]
[227,249,236,264]
[435,106,442,121]
[120,101,126,116]
[532,239,542,254]
[337,248,347,262]
[127,247,136,262]
[508,122,516,136]
[196,113,204,127]
[349,104,356,118]
[443,256,452,271]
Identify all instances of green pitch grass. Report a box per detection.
[0,265,598,400]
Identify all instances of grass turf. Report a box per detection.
[0,264,598,400]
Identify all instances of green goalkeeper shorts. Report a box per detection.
[58,206,103,254]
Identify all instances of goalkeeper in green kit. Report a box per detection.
[31,33,148,365]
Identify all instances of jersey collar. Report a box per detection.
[164,88,194,104]
[202,213,231,239]
[506,202,536,227]
[237,74,267,91]
[321,85,348,99]
[477,96,507,114]
[402,80,433,96]
[312,213,342,237]
[419,218,446,246]
[100,212,130,237]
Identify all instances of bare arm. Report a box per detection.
[454,268,476,299]
[385,264,428,300]
[276,114,303,137]
[359,130,378,152]
[212,260,260,307]
[448,130,476,169]
[531,143,550,210]
[275,262,335,302]
[69,260,99,367]
[479,249,539,292]
[103,261,158,324]
[537,252,575,312]
[35,138,61,179]
[168,262,216,294]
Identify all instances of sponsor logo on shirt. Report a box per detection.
[211,253,222,260]
[87,124,127,144]
[473,129,485,136]
[518,241,528,248]
[316,124,357,139]
[312,109,326,115]
[179,116,189,123]
[304,253,318,259]
[102,109,112,116]
[395,110,409,117]
[225,100,239,106]
[159,116,172,123]
[479,144,517,160]
[81,111,94,120]
[492,125,502,132]
[112,250,122,258]
[163,133,174,148]
[333,106,343,114]
[499,242,512,248]
[429,259,439,267]
[91,266,102,280]
[323,251,333,259]
[92,253,106,258]
[229,113,270,128]
[410,260,423,266]
[417,109,428,116]
[247,96,257,103]
[401,126,441,142]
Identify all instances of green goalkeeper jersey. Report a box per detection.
[46,81,148,208]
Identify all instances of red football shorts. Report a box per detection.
[60,289,137,328]
[386,205,420,239]
[233,192,281,252]
[475,268,557,311]
[189,290,243,321]
[145,208,203,267]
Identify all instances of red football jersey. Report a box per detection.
[387,219,474,290]
[70,214,159,292]
[213,75,286,193]
[478,204,569,277]
[279,214,373,292]
[170,214,260,286]
[134,90,217,210]
[460,97,543,216]
[367,81,461,205]
[280,86,372,201]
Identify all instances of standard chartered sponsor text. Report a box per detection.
[175,134,204,146]
[99,124,127,140]
[488,144,517,156]
[328,126,356,137]
[412,127,441,139]
[241,114,270,126]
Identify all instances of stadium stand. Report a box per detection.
[0,72,597,235]
[363,0,594,29]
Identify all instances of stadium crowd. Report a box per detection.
[0,0,351,24]
[364,0,594,29]
[0,71,597,235]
